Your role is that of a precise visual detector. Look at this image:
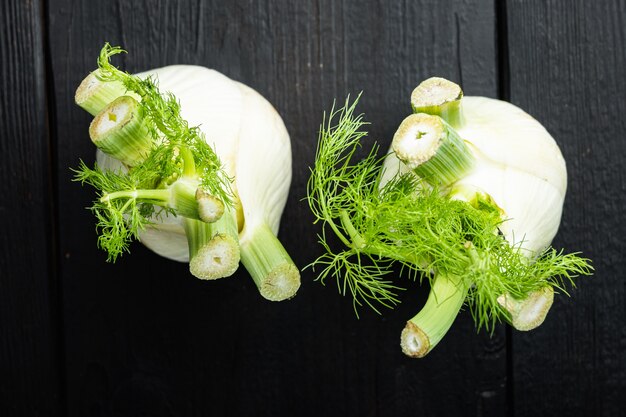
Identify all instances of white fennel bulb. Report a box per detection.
[452,97,566,254]
[77,45,299,301]
[385,93,566,255]
[386,77,576,355]
[131,66,298,300]
[306,79,591,358]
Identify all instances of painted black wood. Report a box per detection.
[47,0,504,416]
[506,1,626,416]
[0,0,60,415]
[3,0,625,416]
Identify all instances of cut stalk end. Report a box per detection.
[393,113,445,168]
[401,273,468,358]
[196,189,225,223]
[498,286,555,331]
[89,95,152,166]
[189,234,239,279]
[411,77,465,129]
[258,263,301,302]
[392,113,474,186]
[449,184,506,218]
[75,70,131,116]
[241,223,300,301]
[184,209,240,280]
[400,321,430,358]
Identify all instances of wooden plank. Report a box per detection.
[48,0,503,415]
[506,1,626,415]
[0,0,60,415]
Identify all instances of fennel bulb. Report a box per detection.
[75,45,299,301]
[307,80,591,357]
[390,78,571,354]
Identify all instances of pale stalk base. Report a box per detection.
[497,286,554,331]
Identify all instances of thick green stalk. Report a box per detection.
[179,147,196,178]
[168,179,205,220]
[79,74,225,224]
[400,273,468,357]
[100,188,171,204]
[75,70,139,116]
[392,113,474,186]
[181,145,225,223]
[184,207,240,279]
[75,46,243,276]
[411,77,465,130]
[241,223,300,301]
[339,210,366,249]
[99,178,204,221]
[89,96,153,166]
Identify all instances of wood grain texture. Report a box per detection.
[0,0,60,415]
[506,1,626,415]
[3,0,621,415]
[47,0,506,416]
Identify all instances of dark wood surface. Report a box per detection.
[506,1,626,416]
[1,0,623,416]
[0,0,60,416]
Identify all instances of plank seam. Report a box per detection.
[496,0,510,102]
[39,0,67,414]
[496,1,513,416]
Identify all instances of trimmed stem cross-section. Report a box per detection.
[497,286,555,331]
[241,223,300,301]
[89,96,153,166]
[184,207,240,279]
[411,77,465,130]
[392,113,474,186]
[401,273,469,357]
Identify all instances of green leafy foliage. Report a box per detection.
[95,43,232,204]
[74,160,156,261]
[307,95,593,330]
[74,44,233,261]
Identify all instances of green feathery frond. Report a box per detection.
[74,160,166,261]
[307,95,593,329]
[74,43,236,261]
[94,43,233,205]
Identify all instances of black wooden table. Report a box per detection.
[2,1,624,416]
